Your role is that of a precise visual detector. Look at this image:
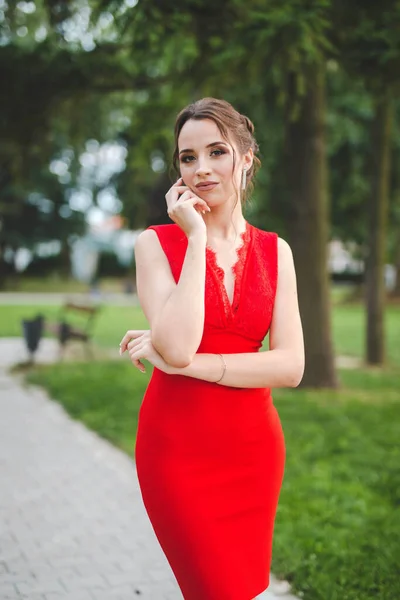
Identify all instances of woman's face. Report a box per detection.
[177,118,251,207]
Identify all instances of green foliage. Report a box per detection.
[327,69,373,243]
[1,0,400,287]
[332,0,400,91]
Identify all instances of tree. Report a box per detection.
[283,63,337,387]
[365,90,394,363]
[333,0,400,364]
[0,1,161,285]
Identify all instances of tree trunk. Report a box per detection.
[392,233,400,298]
[0,240,9,290]
[284,64,337,388]
[59,239,71,276]
[365,91,393,364]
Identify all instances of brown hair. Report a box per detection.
[172,97,261,203]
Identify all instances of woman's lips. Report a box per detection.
[196,182,219,192]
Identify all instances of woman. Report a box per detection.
[120,97,304,600]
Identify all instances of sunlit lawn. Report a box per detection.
[272,368,400,600]
[0,304,147,349]
[3,276,126,293]
[333,304,400,364]
[1,301,399,364]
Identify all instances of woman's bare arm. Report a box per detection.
[135,228,207,368]
[166,237,305,387]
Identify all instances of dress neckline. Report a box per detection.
[206,221,252,319]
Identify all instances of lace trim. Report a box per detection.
[232,223,251,290]
[206,222,251,314]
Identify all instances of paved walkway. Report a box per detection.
[0,338,299,600]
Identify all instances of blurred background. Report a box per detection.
[0,1,399,599]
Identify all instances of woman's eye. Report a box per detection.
[180,155,195,163]
[180,149,225,163]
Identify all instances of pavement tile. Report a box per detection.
[44,593,93,600]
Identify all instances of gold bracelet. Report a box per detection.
[214,353,226,384]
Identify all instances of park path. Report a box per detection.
[0,337,299,600]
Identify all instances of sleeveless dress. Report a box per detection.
[135,221,286,600]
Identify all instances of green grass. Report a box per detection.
[0,304,148,348]
[271,368,400,600]
[3,276,127,293]
[2,301,399,365]
[332,304,400,364]
[26,361,400,600]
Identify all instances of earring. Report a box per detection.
[241,168,247,191]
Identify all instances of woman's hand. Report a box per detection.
[119,329,172,374]
[166,177,210,237]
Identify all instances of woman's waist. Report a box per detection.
[139,372,276,454]
[145,368,273,413]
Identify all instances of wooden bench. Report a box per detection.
[47,301,100,357]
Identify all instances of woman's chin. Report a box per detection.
[201,189,227,204]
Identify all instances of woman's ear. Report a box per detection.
[244,148,254,171]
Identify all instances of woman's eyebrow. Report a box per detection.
[179,141,228,155]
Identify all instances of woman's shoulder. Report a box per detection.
[249,223,279,246]
[250,225,294,271]
[146,222,181,235]
[138,223,186,245]
[147,222,178,231]
[252,227,294,274]
[250,224,291,252]
[135,223,187,266]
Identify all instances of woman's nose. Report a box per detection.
[195,158,212,176]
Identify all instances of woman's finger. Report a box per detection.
[174,189,194,203]
[127,338,142,351]
[131,357,146,373]
[129,342,145,359]
[172,195,210,214]
[166,179,188,208]
[129,346,146,372]
[119,330,148,354]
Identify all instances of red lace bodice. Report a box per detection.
[147,221,278,354]
[205,221,251,319]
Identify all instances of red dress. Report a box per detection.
[135,221,286,600]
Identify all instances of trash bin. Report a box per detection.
[21,315,44,361]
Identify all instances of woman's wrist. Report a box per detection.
[214,353,226,383]
[187,230,207,246]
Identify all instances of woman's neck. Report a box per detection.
[204,200,246,243]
